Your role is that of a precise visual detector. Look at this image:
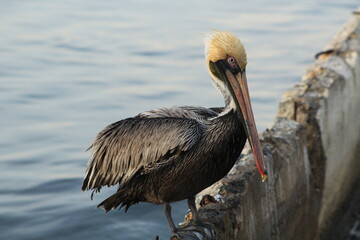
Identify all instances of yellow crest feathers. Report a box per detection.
[205,31,247,70]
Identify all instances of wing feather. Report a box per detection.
[138,106,222,120]
[82,117,203,191]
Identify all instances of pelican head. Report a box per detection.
[206,31,268,182]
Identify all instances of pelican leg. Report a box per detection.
[187,196,201,223]
[164,203,177,233]
[164,203,197,239]
[182,196,215,240]
[164,199,214,240]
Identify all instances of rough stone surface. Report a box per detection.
[173,12,360,240]
[277,14,360,238]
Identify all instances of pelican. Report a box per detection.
[82,31,268,238]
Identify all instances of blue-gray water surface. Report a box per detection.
[0,1,358,239]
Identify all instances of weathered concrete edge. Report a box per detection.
[187,12,360,240]
[277,13,360,238]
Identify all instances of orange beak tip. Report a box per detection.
[261,171,268,182]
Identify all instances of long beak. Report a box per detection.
[225,69,268,182]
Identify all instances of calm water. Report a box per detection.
[0,1,358,239]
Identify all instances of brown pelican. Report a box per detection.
[82,31,268,238]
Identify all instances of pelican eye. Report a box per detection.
[227,56,237,67]
[226,56,240,73]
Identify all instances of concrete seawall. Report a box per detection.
[180,10,360,240]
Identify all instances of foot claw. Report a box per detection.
[170,221,215,240]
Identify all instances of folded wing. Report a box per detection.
[82,117,204,192]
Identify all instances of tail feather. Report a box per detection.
[97,190,135,212]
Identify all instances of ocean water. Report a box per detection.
[0,1,358,239]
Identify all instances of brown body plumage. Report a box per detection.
[82,107,246,211]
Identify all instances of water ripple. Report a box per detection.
[135,90,182,100]
[19,178,82,195]
[133,50,172,57]
[55,43,108,53]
